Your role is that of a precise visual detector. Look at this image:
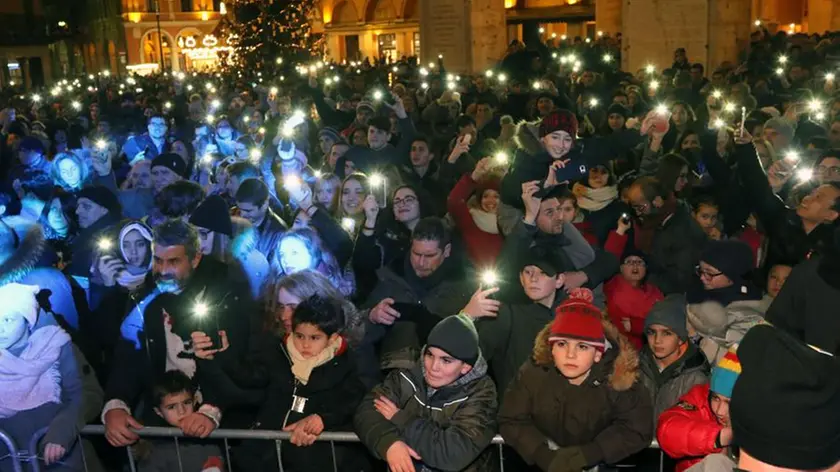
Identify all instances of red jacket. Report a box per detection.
[447,174,504,268]
[656,383,724,472]
[573,220,599,246]
[604,275,663,350]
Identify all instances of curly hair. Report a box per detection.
[271,227,355,298]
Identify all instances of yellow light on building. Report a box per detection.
[128,12,141,23]
[504,0,516,8]
[200,11,210,21]
[219,2,226,14]
[323,7,332,24]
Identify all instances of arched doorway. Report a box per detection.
[140,30,177,71]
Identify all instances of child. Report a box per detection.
[499,289,653,471]
[137,370,225,472]
[657,349,742,472]
[639,294,710,420]
[691,195,721,240]
[604,250,664,350]
[239,294,366,472]
[0,283,82,471]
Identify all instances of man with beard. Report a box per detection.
[102,219,255,446]
[121,114,171,165]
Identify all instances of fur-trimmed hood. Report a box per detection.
[513,120,546,157]
[0,217,46,286]
[531,318,640,392]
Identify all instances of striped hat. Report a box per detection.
[710,348,741,398]
[548,288,606,352]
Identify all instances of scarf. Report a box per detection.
[468,208,499,234]
[577,186,618,212]
[117,270,148,291]
[0,325,71,418]
[286,335,343,385]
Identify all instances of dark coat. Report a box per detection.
[254,208,288,260]
[354,355,498,472]
[644,201,708,295]
[639,342,710,420]
[498,321,653,471]
[104,258,256,425]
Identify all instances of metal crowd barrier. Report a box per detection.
[0,425,662,472]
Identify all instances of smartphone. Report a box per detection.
[553,162,588,184]
[621,213,631,224]
[391,303,437,343]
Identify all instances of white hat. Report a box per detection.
[0,283,40,328]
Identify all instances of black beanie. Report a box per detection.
[700,240,754,282]
[607,102,630,119]
[190,195,233,236]
[731,324,840,469]
[78,186,121,216]
[427,314,479,366]
[151,153,188,178]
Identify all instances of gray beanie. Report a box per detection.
[763,117,795,143]
[427,314,479,366]
[644,294,689,340]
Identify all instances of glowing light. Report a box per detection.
[775,67,785,76]
[778,55,788,65]
[645,64,656,74]
[194,302,209,317]
[341,218,355,231]
[485,70,494,78]
[447,82,455,90]
[421,82,429,89]
[597,31,604,37]
[96,139,108,150]
[314,170,323,179]
[754,19,761,26]
[270,86,278,95]
[808,99,822,112]
[712,118,725,129]
[32,94,41,102]
[480,270,498,286]
[539,27,545,34]
[186,84,194,91]
[243,116,250,123]
[97,238,113,251]
[438,54,443,59]
[102,70,110,77]
[532,81,541,90]
[649,80,660,91]
[551,33,557,38]
[88,74,94,80]
[655,104,669,115]
[205,82,213,90]
[589,97,599,107]
[724,102,737,113]
[283,175,302,191]
[497,73,507,83]
[494,152,508,164]
[276,57,283,64]
[419,67,428,76]
[796,168,812,181]
[373,90,384,101]
[211,99,221,109]
[249,149,262,162]
[369,173,384,187]
[712,90,722,99]
[826,73,835,81]
[602,54,613,63]
[206,114,215,123]
[784,150,799,162]
[585,38,591,44]
[816,111,826,120]
[561,34,567,41]
[392,66,398,72]
[71,101,81,110]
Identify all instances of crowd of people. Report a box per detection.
[0,24,840,472]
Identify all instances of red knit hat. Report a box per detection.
[548,288,606,351]
[539,109,578,139]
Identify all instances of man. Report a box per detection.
[761,117,794,152]
[336,97,415,178]
[657,350,741,472]
[354,314,497,472]
[65,186,122,280]
[102,219,253,446]
[734,135,840,269]
[235,178,287,259]
[365,217,474,371]
[17,136,51,174]
[690,63,708,95]
[729,324,840,471]
[498,183,618,304]
[13,169,52,222]
[625,176,707,294]
[122,113,170,164]
[473,246,572,401]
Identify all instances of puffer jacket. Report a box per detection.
[686,298,769,365]
[498,321,653,472]
[354,354,498,472]
[656,383,726,472]
[639,342,710,420]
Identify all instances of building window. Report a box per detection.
[377,33,396,59]
[413,32,420,56]
[147,0,158,12]
[181,0,193,12]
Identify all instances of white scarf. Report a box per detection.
[286,336,343,385]
[576,186,618,212]
[0,325,71,418]
[469,208,500,234]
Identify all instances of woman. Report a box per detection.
[336,173,371,237]
[498,289,653,471]
[605,251,665,350]
[571,162,626,245]
[447,157,503,267]
[50,151,89,193]
[272,228,355,298]
[657,153,692,198]
[38,189,77,266]
[315,173,341,216]
[352,184,434,300]
[214,116,239,157]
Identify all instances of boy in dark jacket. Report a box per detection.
[239,295,367,472]
[355,314,498,472]
[499,288,653,472]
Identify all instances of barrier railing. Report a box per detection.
[0,425,662,472]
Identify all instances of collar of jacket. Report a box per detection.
[640,341,708,387]
[532,318,641,391]
[402,350,489,406]
[399,253,460,295]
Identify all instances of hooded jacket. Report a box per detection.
[656,383,726,472]
[604,276,664,351]
[687,298,769,365]
[354,353,498,472]
[639,342,710,420]
[498,321,653,472]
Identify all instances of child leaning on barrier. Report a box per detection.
[236,294,369,472]
[135,370,225,472]
[0,283,83,472]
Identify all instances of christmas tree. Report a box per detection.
[218,0,325,71]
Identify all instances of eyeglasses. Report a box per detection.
[695,265,723,278]
[393,195,417,207]
[816,165,840,177]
